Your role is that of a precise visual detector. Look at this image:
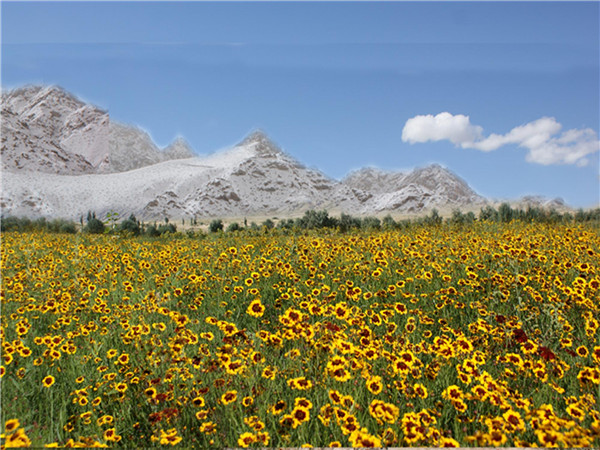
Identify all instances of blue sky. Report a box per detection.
[2,1,599,207]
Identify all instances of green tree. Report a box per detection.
[209,219,223,233]
[382,215,396,230]
[479,206,499,222]
[118,214,141,236]
[498,203,514,223]
[424,209,442,226]
[338,213,361,233]
[158,223,177,234]
[262,219,275,230]
[226,222,241,232]
[85,213,105,234]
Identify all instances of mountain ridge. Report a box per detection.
[1,84,568,220]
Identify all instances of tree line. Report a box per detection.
[1,204,599,235]
[0,212,177,236]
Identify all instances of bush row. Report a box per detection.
[209,204,600,234]
[0,212,177,237]
[2,204,598,235]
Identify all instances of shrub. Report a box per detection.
[361,216,381,230]
[296,210,336,229]
[338,214,361,233]
[498,203,514,223]
[48,219,77,234]
[158,223,177,235]
[382,215,396,230]
[226,222,241,233]
[145,224,161,237]
[119,214,141,236]
[1,216,31,232]
[209,219,223,233]
[262,219,274,230]
[85,217,105,234]
[277,219,295,230]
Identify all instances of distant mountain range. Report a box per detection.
[0,85,568,220]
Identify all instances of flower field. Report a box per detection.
[1,222,599,448]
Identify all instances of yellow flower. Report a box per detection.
[566,404,585,421]
[290,406,310,428]
[502,409,525,431]
[246,299,265,317]
[221,390,237,405]
[159,428,182,446]
[103,428,122,442]
[413,383,428,399]
[42,375,55,388]
[287,376,313,390]
[237,432,256,447]
[192,396,205,407]
[366,376,383,395]
[199,421,217,434]
[4,419,20,433]
[438,436,461,447]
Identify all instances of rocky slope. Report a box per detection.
[1,84,494,220]
[1,85,101,174]
[1,131,372,220]
[343,164,485,212]
[1,85,195,175]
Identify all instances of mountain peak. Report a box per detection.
[31,84,78,102]
[416,162,445,172]
[240,129,270,145]
[164,136,195,158]
[239,130,283,157]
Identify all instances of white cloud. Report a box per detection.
[402,112,600,166]
[402,112,483,146]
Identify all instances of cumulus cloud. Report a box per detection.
[402,112,483,147]
[401,112,600,166]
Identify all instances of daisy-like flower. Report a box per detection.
[238,432,256,448]
[42,375,55,388]
[192,396,205,407]
[221,390,237,405]
[269,400,286,415]
[366,376,383,395]
[246,299,265,317]
[4,419,20,433]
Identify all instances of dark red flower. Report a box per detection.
[539,346,555,361]
[513,329,528,343]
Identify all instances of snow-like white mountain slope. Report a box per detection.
[163,137,196,160]
[1,85,109,172]
[0,127,494,220]
[0,131,366,220]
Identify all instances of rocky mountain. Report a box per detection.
[1,85,101,174]
[1,84,494,220]
[502,195,570,212]
[343,164,485,212]
[1,85,195,175]
[163,137,196,160]
[1,130,372,220]
[343,167,407,194]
